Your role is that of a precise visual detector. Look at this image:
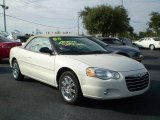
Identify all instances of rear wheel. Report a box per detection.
[59,71,82,104]
[149,45,155,50]
[12,59,24,81]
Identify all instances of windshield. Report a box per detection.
[51,37,108,55]
[0,36,12,42]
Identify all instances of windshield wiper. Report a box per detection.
[59,51,86,55]
[86,51,109,54]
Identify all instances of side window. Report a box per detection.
[112,39,123,45]
[25,38,40,52]
[148,38,153,41]
[139,38,144,42]
[25,37,52,52]
[38,38,52,50]
[144,38,148,41]
[103,39,113,44]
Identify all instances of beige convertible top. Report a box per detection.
[25,34,82,46]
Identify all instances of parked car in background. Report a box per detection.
[17,36,28,42]
[119,37,137,47]
[0,35,22,60]
[133,37,160,50]
[101,37,123,46]
[0,31,9,37]
[10,35,150,104]
[87,37,143,62]
[101,37,137,48]
[17,34,33,42]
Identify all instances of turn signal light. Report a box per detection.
[86,68,94,77]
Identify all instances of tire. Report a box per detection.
[149,45,155,50]
[12,59,24,81]
[59,71,82,104]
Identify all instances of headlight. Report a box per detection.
[86,67,120,80]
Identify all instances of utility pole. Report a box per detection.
[78,12,80,35]
[121,0,123,7]
[0,0,8,32]
[78,16,79,35]
[3,0,6,32]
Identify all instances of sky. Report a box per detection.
[0,0,160,34]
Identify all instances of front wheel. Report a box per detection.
[59,71,82,104]
[12,59,24,81]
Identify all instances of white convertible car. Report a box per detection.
[10,35,150,104]
[133,37,160,50]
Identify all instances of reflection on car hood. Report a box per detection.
[107,45,139,52]
[67,54,144,72]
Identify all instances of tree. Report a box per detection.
[148,12,160,36]
[80,5,133,37]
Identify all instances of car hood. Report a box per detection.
[107,45,139,52]
[67,54,145,72]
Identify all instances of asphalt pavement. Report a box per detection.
[0,49,160,120]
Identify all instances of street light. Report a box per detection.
[0,0,9,32]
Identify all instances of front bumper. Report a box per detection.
[79,68,150,100]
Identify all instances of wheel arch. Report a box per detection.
[11,57,17,66]
[149,44,155,47]
[149,44,155,50]
[56,67,80,88]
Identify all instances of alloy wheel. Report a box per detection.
[60,75,76,101]
[12,62,19,79]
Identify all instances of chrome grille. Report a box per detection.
[125,72,149,92]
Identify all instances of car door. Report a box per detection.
[24,37,56,85]
[143,38,150,48]
[0,37,12,58]
[137,38,146,47]
[153,37,160,48]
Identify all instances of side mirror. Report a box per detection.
[39,47,53,55]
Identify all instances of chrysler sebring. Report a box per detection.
[10,35,150,104]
